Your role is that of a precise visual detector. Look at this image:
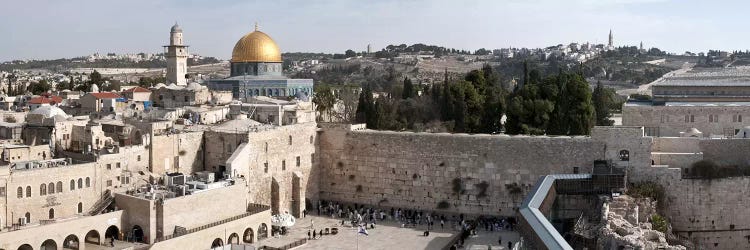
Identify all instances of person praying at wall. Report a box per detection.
[312,229,317,239]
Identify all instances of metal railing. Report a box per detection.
[261,238,307,250]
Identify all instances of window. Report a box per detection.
[48,182,54,194]
[619,150,630,161]
[264,142,268,152]
[26,186,31,197]
[106,180,112,187]
[734,114,743,122]
[116,162,121,168]
[264,162,268,173]
[0,186,5,197]
[86,177,90,187]
[17,187,22,198]
[77,202,83,213]
[78,178,83,189]
[288,135,293,145]
[70,180,75,190]
[573,167,580,174]
[296,156,301,167]
[311,153,315,164]
[49,208,54,219]
[282,160,286,171]
[40,184,46,196]
[56,182,62,193]
[107,164,112,170]
[684,114,695,123]
[310,135,314,144]
[709,114,719,123]
[184,96,189,102]
[137,155,141,161]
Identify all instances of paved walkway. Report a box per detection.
[258,215,455,250]
[84,240,149,250]
[257,215,519,250]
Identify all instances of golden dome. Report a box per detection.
[231,30,282,63]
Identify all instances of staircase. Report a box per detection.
[88,190,114,215]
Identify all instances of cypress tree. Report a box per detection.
[593,81,614,126]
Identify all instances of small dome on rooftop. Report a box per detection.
[30,105,68,119]
[171,23,182,33]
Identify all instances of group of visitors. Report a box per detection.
[313,200,518,248]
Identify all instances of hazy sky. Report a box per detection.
[1,0,747,61]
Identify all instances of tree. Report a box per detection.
[402,77,414,99]
[592,81,614,126]
[313,84,337,122]
[345,49,357,58]
[27,80,51,95]
[563,73,595,135]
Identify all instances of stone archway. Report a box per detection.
[105,225,120,240]
[131,225,145,243]
[271,178,280,215]
[17,244,33,250]
[210,238,223,248]
[84,230,100,244]
[227,233,239,245]
[40,239,56,250]
[63,234,80,249]
[258,223,268,241]
[243,228,254,243]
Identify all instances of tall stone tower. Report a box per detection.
[608,29,613,47]
[165,23,188,86]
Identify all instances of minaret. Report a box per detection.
[165,23,188,85]
[608,29,613,47]
[640,41,644,51]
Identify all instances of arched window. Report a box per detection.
[49,208,54,219]
[17,187,22,198]
[619,150,630,161]
[310,135,314,144]
[70,180,75,190]
[288,135,292,145]
[57,181,63,193]
[48,182,54,194]
[26,186,31,197]
[77,202,83,213]
[264,142,268,152]
[78,178,83,189]
[86,177,91,187]
[40,184,47,196]
[258,223,268,240]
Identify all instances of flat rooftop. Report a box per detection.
[653,66,750,87]
[625,101,750,107]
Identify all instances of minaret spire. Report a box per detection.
[254,22,259,31]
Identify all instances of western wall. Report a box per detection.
[317,124,609,216]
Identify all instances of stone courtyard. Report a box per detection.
[260,215,519,250]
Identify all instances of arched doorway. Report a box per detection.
[84,230,100,244]
[105,225,120,240]
[40,239,56,250]
[210,238,223,248]
[271,178,280,215]
[258,223,268,241]
[242,228,254,243]
[48,208,54,219]
[131,225,145,243]
[17,244,33,250]
[63,234,80,250]
[227,233,239,244]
